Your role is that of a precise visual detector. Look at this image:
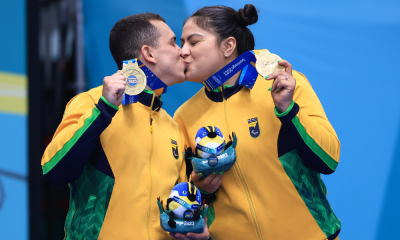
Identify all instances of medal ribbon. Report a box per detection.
[172,196,201,210]
[202,51,259,91]
[122,58,168,105]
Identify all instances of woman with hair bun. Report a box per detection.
[173,4,341,240]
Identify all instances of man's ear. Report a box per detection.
[141,45,157,64]
[220,37,237,58]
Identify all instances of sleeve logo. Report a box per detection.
[248,117,261,138]
[171,139,179,160]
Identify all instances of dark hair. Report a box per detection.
[186,4,258,55]
[109,13,165,69]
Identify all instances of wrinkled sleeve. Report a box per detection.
[275,71,340,174]
[41,94,118,185]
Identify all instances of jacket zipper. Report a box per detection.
[147,104,155,240]
[221,88,263,240]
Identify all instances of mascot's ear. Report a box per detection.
[184,146,196,160]
[187,183,197,202]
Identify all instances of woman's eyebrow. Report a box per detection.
[180,33,203,42]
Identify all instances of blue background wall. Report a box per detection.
[0,0,28,239]
[82,1,400,239]
[0,0,398,239]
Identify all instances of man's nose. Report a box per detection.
[180,45,190,58]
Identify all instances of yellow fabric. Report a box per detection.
[0,71,27,114]
[294,71,340,162]
[41,93,97,166]
[45,86,187,240]
[174,71,340,240]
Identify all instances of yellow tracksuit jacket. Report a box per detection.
[174,70,341,240]
[41,86,186,240]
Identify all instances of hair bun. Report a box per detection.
[237,4,258,27]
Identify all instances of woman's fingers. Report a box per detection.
[275,80,284,93]
[278,60,292,75]
[265,70,286,80]
[271,74,286,92]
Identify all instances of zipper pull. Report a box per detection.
[220,86,226,101]
[150,117,153,133]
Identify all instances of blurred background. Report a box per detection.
[0,0,399,239]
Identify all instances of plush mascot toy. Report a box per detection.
[158,182,209,234]
[195,126,226,159]
[185,126,238,179]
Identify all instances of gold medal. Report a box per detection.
[121,60,147,95]
[254,49,285,77]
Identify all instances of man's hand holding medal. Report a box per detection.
[102,70,126,107]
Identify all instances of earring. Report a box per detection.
[225,54,228,57]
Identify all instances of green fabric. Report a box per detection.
[143,88,163,101]
[211,85,234,93]
[279,150,341,237]
[42,107,102,174]
[206,204,215,228]
[274,99,295,117]
[292,116,338,171]
[199,188,213,194]
[65,164,114,240]
[77,195,97,240]
[143,88,154,94]
[100,96,119,111]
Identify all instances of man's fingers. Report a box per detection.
[191,171,201,183]
[278,60,292,75]
[109,74,126,81]
[202,172,218,185]
[172,233,187,240]
[186,216,210,240]
[186,231,209,240]
[185,233,205,240]
[211,174,222,186]
[113,83,126,92]
[214,176,223,190]
[112,70,124,76]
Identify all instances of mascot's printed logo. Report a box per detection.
[248,117,261,138]
[171,139,179,160]
[184,211,194,219]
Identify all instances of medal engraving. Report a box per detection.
[122,60,147,95]
[255,49,285,77]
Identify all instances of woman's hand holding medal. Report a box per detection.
[265,60,296,113]
[102,70,126,107]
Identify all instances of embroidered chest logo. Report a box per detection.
[171,139,179,160]
[248,117,261,138]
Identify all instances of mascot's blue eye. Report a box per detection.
[203,132,206,136]
[182,191,187,195]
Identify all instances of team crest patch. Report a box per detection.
[171,139,179,160]
[248,117,261,138]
